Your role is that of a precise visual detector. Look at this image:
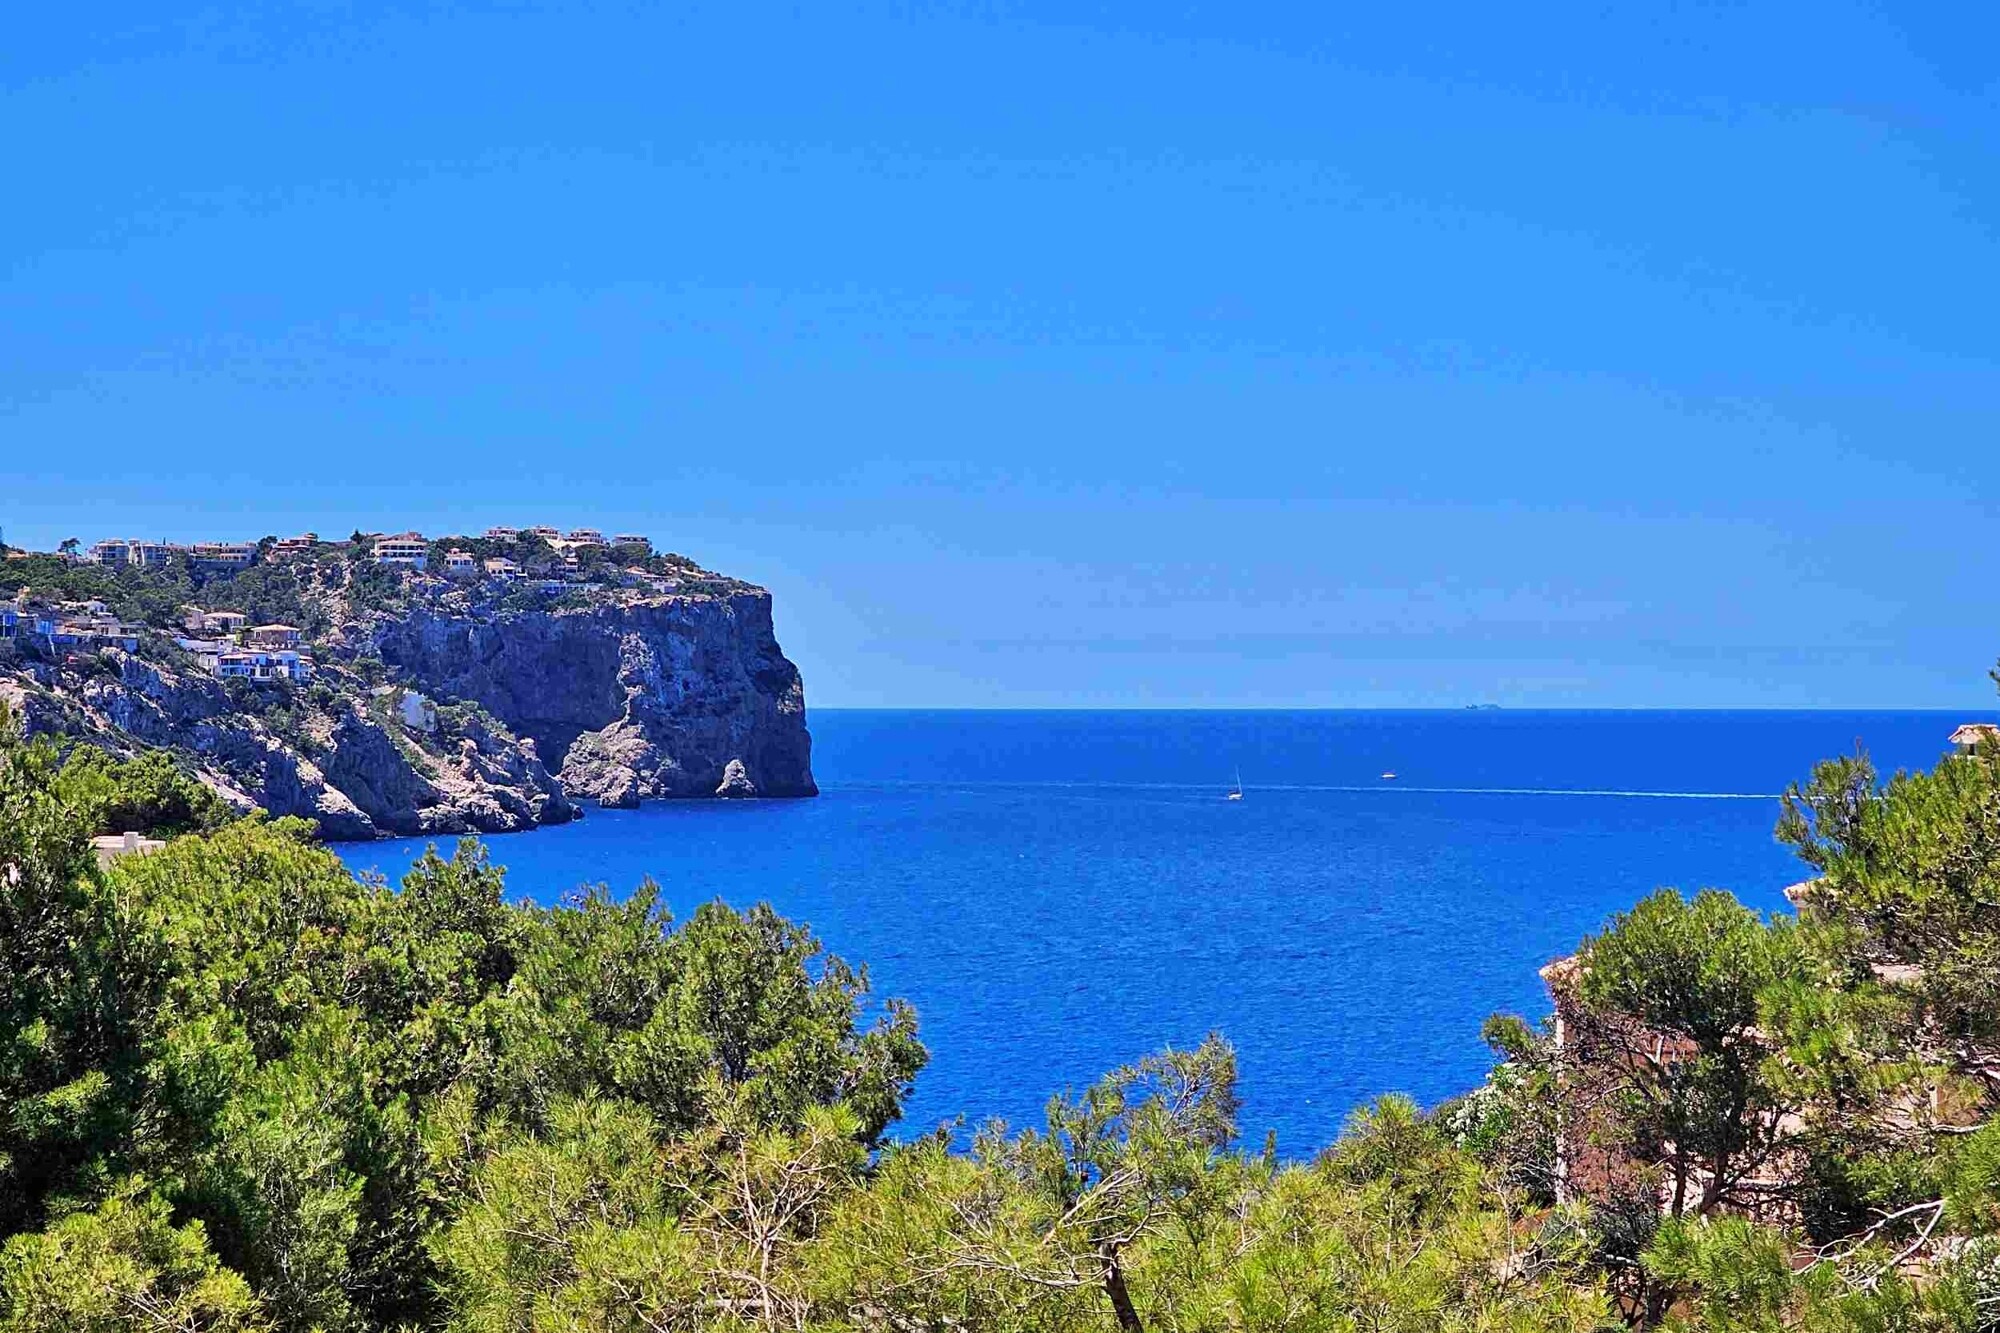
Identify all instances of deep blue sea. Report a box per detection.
[336,710,1984,1155]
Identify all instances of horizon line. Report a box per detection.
[806,704,1992,714]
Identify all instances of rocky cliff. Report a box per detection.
[366,591,815,805]
[1,544,816,838]
[0,652,576,841]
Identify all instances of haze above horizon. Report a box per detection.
[6,3,1997,709]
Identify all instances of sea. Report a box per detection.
[335,709,1982,1155]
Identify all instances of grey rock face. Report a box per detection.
[3,576,809,839]
[372,591,815,807]
[3,653,572,842]
[597,766,642,809]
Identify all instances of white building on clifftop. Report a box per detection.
[372,533,429,569]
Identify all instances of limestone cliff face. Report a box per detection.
[2,651,578,841]
[366,591,815,805]
[309,704,576,838]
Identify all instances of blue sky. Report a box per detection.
[4,2,1997,708]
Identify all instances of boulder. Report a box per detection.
[715,758,757,799]
[598,766,642,809]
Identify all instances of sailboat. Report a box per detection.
[1226,769,1244,801]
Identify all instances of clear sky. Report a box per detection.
[4,3,1997,708]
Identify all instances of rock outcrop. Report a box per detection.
[715,757,757,798]
[369,591,815,806]
[1,652,573,840]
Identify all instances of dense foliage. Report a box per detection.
[0,549,339,635]
[10,698,2000,1328]
[53,745,237,838]
[0,553,199,630]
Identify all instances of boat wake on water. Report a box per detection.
[849,779,1781,800]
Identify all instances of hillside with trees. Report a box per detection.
[9,685,2000,1329]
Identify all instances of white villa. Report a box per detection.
[189,542,255,569]
[86,539,179,569]
[214,648,314,682]
[372,533,429,569]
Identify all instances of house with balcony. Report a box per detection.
[371,533,429,570]
[630,568,682,595]
[246,624,302,649]
[190,542,256,569]
[184,609,249,637]
[563,528,609,547]
[272,533,320,553]
[485,526,521,540]
[612,533,651,553]
[483,557,521,581]
[444,549,477,577]
[214,649,314,682]
[45,618,140,653]
[87,539,176,568]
